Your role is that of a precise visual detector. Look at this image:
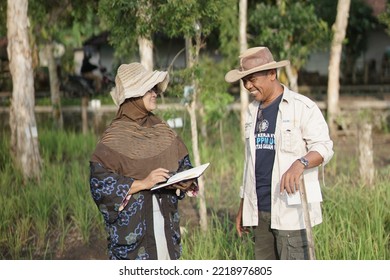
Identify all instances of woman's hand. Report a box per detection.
[142,168,171,189]
[168,178,196,190]
[130,168,170,193]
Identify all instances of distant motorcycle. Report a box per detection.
[60,70,115,98]
[60,75,94,98]
[99,67,115,92]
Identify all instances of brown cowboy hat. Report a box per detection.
[225,47,290,83]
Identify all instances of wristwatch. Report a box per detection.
[298,157,309,168]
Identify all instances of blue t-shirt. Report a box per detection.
[255,94,282,212]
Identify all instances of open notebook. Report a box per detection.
[151,162,210,191]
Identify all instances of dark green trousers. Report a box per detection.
[253,211,309,260]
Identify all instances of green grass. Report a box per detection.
[181,211,255,260]
[0,127,101,259]
[315,173,389,260]
[0,111,388,260]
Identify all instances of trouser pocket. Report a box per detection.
[273,229,309,260]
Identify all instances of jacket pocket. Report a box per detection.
[280,127,302,155]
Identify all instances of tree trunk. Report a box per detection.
[358,119,375,187]
[278,1,299,93]
[239,0,249,142]
[199,106,208,139]
[138,37,153,71]
[45,43,63,129]
[185,28,208,232]
[137,0,153,71]
[285,63,299,92]
[7,0,41,180]
[327,0,351,138]
[81,95,89,135]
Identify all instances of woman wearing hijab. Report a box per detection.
[89,63,198,260]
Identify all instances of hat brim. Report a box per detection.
[126,70,169,98]
[225,60,290,83]
[112,70,169,107]
[133,70,169,96]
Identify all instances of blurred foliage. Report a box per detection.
[0,1,6,37]
[98,0,227,62]
[248,1,330,70]
[0,0,387,96]
[158,53,234,127]
[198,56,234,124]
[218,0,240,65]
[28,0,104,74]
[378,3,390,36]
[29,0,102,45]
[98,0,158,60]
[314,0,379,82]
[158,0,224,38]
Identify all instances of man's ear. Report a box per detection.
[268,69,277,80]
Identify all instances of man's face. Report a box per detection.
[242,70,272,103]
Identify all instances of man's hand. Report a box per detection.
[280,160,305,195]
[236,199,250,237]
[280,151,324,195]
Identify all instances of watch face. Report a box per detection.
[300,157,308,167]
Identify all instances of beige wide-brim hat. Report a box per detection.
[225,47,290,83]
[110,62,169,106]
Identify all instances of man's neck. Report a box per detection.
[262,84,283,108]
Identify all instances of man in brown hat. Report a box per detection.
[225,47,334,260]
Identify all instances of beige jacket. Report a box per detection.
[241,86,334,230]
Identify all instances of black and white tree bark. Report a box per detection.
[239,0,249,142]
[327,0,351,137]
[138,37,153,71]
[45,43,63,129]
[7,0,41,180]
[358,119,375,187]
[185,22,208,232]
[137,0,153,71]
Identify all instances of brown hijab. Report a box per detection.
[90,97,188,179]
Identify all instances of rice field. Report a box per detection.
[0,110,388,260]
